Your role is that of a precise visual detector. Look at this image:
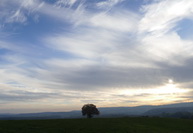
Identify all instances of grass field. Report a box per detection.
[0,117,193,133]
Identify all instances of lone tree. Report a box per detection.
[82,104,100,118]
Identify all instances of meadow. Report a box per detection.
[0,117,193,133]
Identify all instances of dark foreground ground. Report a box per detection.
[0,117,193,133]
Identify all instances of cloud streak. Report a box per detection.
[139,0,193,35]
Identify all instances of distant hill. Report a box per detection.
[1,102,193,120]
[98,105,155,117]
[0,111,81,120]
[99,102,193,117]
[143,107,193,116]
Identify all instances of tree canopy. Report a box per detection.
[82,104,100,118]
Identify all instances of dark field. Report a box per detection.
[0,117,193,133]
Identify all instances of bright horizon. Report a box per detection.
[1,0,193,114]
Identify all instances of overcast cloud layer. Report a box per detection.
[1,0,193,113]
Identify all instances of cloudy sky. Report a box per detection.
[1,0,193,113]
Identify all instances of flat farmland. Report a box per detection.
[0,117,193,133]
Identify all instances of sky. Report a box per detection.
[1,0,193,114]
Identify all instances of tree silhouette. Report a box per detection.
[82,104,100,118]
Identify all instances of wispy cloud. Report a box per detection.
[96,0,124,10]
[55,0,77,8]
[90,10,139,32]
[6,9,27,23]
[0,0,44,25]
[139,32,193,65]
[139,0,193,35]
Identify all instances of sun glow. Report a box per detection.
[149,79,190,95]
[116,80,190,106]
[148,83,187,94]
[119,79,189,99]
